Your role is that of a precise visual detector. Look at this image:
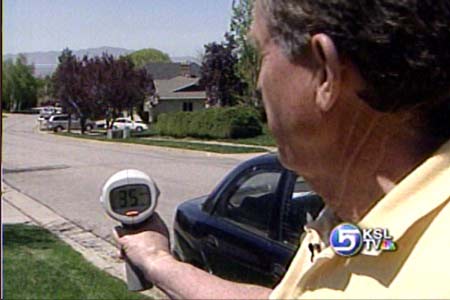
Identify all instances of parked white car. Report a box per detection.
[36,106,62,117]
[95,120,107,129]
[112,118,148,132]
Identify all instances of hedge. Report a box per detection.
[155,106,263,139]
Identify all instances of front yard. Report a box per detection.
[56,126,276,154]
[3,224,153,300]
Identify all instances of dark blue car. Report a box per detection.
[172,153,324,286]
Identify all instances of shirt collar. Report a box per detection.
[305,206,341,247]
[358,139,450,253]
[305,139,450,258]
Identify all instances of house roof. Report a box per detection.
[144,62,201,80]
[155,76,206,100]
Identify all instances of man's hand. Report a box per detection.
[113,213,172,278]
[112,212,272,299]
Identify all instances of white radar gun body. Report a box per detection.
[100,169,159,291]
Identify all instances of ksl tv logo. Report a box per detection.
[330,223,397,257]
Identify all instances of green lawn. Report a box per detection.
[3,224,153,300]
[224,130,276,147]
[58,132,269,154]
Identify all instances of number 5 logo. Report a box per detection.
[330,223,363,256]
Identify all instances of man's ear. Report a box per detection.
[311,34,341,112]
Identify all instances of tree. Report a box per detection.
[126,48,171,69]
[2,55,38,112]
[2,59,14,111]
[52,48,84,132]
[89,54,155,128]
[36,75,54,106]
[52,49,155,133]
[15,55,38,110]
[200,34,244,107]
[229,0,261,108]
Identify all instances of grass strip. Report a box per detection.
[223,134,276,147]
[58,132,268,154]
[92,126,276,147]
[3,224,153,300]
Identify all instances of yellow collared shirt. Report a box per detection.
[270,140,450,299]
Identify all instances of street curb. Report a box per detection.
[43,128,260,159]
[2,183,167,299]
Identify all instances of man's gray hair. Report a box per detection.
[258,0,450,138]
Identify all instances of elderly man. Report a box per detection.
[115,0,450,298]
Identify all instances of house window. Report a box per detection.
[183,102,193,112]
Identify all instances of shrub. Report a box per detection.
[155,106,262,139]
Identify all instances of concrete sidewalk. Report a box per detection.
[142,136,278,152]
[2,183,166,299]
[3,200,35,224]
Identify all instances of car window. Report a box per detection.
[53,116,68,121]
[116,119,125,123]
[219,170,282,237]
[293,176,312,193]
[280,186,324,248]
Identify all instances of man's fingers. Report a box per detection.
[112,226,129,246]
[115,250,124,259]
[112,227,121,243]
[114,225,126,237]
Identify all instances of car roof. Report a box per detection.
[49,114,68,118]
[236,152,305,182]
[238,152,282,169]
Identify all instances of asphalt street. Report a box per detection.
[2,114,261,241]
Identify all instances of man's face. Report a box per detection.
[250,4,323,172]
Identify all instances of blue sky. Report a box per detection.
[3,0,233,57]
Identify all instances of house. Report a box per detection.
[143,62,206,123]
[144,62,201,80]
[145,76,206,123]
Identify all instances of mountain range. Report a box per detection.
[3,47,199,77]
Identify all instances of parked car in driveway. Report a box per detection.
[95,120,107,129]
[112,118,148,132]
[172,153,324,286]
[37,107,63,129]
[47,114,96,132]
[36,106,62,118]
[37,114,52,129]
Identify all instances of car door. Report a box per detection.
[125,119,133,129]
[114,119,125,129]
[50,115,68,129]
[274,175,325,272]
[70,116,81,129]
[200,164,289,284]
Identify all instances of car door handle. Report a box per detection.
[205,235,219,248]
[271,263,286,278]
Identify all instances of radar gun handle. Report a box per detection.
[116,225,154,291]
